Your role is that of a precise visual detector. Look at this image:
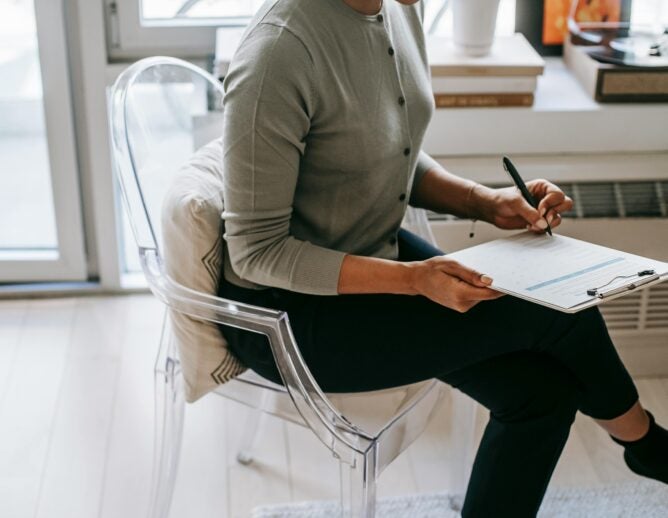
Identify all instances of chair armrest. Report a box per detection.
[140,247,375,463]
[374,380,443,474]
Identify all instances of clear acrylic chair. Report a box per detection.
[110,57,457,518]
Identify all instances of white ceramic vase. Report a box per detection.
[452,0,501,57]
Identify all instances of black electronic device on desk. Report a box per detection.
[563,3,668,103]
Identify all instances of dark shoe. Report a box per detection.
[612,411,668,485]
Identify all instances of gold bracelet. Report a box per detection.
[465,181,478,220]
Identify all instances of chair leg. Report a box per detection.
[236,407,263,465]
[449,389,478,494]
[148,351,185,518]
[339,451,377,518]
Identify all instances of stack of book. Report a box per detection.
[426,34,545,108]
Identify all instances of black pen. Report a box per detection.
[502,155,552,236]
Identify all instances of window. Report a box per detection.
[106,0,517,58]
[141,0,265,24]
[0,0,87,282]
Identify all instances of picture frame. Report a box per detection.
[515,0,633,56]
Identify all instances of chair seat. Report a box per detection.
[214,369,440,437]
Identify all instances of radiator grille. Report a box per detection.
[428,180,668,220]
[620,182,663,217]
[573,183,618,217]
[599,291,643,331]
[579,284,668,332]
[646,283,668,330]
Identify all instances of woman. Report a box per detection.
[217,0,668,515]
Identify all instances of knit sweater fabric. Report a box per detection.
[222,0,438,294]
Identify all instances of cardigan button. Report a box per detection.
[399,193,406,202]
[403,147,410,156]
[376,14,384,22]
[388,47,395,56]
[398,96,406,106]
[389,236,397,245]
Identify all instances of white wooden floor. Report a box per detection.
[1,295,666,518]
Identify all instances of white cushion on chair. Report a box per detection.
[161,137,246,403]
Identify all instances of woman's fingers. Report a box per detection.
[538,194,572,216]
[533,182,572,230]
[436,258,492,288]
[513,197,548,230]
[545,210,562,228]
[521,187,571,232]
[537,192,563,215]
[537,197,570,231]
[454,279,505,301]
[529,178,562,199]
[437,264,503,300]
[416,258,505,312]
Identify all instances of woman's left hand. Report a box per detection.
[484,179,573,232]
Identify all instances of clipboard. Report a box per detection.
[566,273,668,313]
[511,271,667,314]
[447,232,668,314]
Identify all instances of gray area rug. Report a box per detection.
[252,481,668,518]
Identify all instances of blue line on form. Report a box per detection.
[526,257,625,292]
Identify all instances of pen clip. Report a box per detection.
[586,269,658,298]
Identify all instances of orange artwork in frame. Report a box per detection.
[543,0,623,45]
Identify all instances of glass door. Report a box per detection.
[0,0,86,282]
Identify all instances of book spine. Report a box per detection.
[430,65,544,77]
[434,93,534,108]
[431,76,537,94]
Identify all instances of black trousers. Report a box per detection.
[217,229,639,517]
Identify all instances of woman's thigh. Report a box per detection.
[219,277,583,393]
[279,288,587,392]
[218,229,634,416]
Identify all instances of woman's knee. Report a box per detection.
[573,306,609,339]
[447,352,581,426]
[539,305,615,362]
[492,355,581,426]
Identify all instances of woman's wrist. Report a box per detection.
[338,254,418,296]
[468,182,498,223]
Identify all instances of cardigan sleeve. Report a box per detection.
[409,150,441,205]
[221,23,346,295]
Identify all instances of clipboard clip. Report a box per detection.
[586,269,658,299]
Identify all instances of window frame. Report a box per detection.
[0,0,88,283]
[105,0,251,59]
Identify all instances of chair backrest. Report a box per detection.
[110,57,225,256]
[110,57,377,456]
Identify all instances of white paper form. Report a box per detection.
[448,232,668,311]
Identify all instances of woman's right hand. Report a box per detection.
[407,256,505,313]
